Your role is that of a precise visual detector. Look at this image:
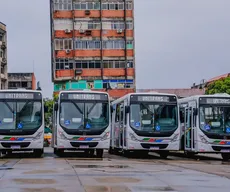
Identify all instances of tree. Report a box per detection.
[205,77,230,95]
[44,98,54,127]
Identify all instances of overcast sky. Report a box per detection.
[0,0,230,97]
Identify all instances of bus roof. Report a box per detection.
[58,90,109,96]
[179,94,230,103]
[0,89,42,94]
[112,92,178,105]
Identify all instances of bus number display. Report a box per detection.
[206,98,230,104]
[137,96,170,102]
[68,94,105,100]
[0,93,34,99]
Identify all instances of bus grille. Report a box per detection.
[141,143,168,149]
[1,142,30,148]
[70,142,98,148]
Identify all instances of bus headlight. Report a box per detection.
[58,131,68,140]
[101,132,110,141]
[129,133,139,141]
[33,131,43,141]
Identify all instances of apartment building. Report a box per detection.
[50,0,135,99]
[8,73,36,90]
[0,22,8,89]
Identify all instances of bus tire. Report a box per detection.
[108,147,114,154]
[221,153,230,161]
[56,149,64,157]
[159,151,169,159]
[96,149,103,158]
[85,149,94,158]
[34,149,43,158]
[123,150,131,157]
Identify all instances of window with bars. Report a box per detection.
[76,60,101,69]
[55,39,73,50]
[103,60,133,68]
[126,1,133,10]
[55,59,74,70]
[75,40,101,49]
[88,21,101,30]
[102,2,124,10]
[54,0,72,10]
[74,1,100,10]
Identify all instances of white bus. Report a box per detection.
[52,90,112,158]
[179,94,230,161]
[109,93,180,158]
[0,90,46,157]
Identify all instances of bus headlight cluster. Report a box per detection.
[33,131,43,141]
[129,133,139,141]
[101,132,110,141]
[199,135,209,144]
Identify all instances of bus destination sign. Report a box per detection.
[131,95,176,103]
[200,97,230,105]
[67,93,107,100]
[0,93,34,99]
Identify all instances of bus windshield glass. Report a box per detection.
[130,103,178,132]
[0,101,42,130]
[60,101,109,130]
[199,105,230,134]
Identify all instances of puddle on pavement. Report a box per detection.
[23,170,57,174]
[0,167,13,170]
[133,186,175,191]
[95,177,140,183]
[22,188,63,192]
[73,165,129,169]
[13,179,56,184]
[84,186,131,192]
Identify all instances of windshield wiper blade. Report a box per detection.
[4,101,14,113]
[70,101,83,114]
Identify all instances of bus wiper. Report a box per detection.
[70,101,83,114]
[87,102,97,115]
[4,101,14,113]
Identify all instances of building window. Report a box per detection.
[75,40,101,49]
[55,39,73,50]
[103,60,133,68]
[55,59,74,70]
[103,40,125,49]
[126,40,134,49]
[76,60,101,69]
[74,1,100,10]
[126,1,133,10]
[54,0,72,10]
[111,21,125,30]
[0,49,3,58]
[102,2,124,10]
[126,21,133,29]
[88,21,101,30]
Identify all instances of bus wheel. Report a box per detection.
[86,149,94,158]
[221,153,230,161]
[108,147,114,154]
[159,151,169,159]
[96,149,103,158]
[123,150,131,157]
[34,149,43,158]
[185,151,195,158]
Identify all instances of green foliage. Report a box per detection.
[44,98,54,127]
[205,77,230,95]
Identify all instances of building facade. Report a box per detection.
[0,22,8,89]
[50,0,135,99]
[8,73,36,90]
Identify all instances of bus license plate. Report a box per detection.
[80,145,89,149]
[11,145,20,149]
[150,147,159,150]
[221,149,230,153]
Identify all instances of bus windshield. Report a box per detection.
[0,101,42,130]
[199,105,230,134]
[60,101,109,130]
[130,103,178,132]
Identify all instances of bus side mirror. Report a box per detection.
[110,106,114,113]
[44,105,48,113]
[125,106,130,114]
[54,103,58,111]
[193,108,198,116]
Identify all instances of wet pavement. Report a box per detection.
[0,148,229,192]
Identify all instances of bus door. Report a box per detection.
[123,99,128,149]
[184,103,197,151]
[119,103,124,148]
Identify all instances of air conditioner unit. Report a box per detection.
[1,42,6,49]
[117,29,123,34]
[65,50,71,54]
[85,10,90,15]
[65,29,71,34]
[2,58,7,64]
[79,29,85,34]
